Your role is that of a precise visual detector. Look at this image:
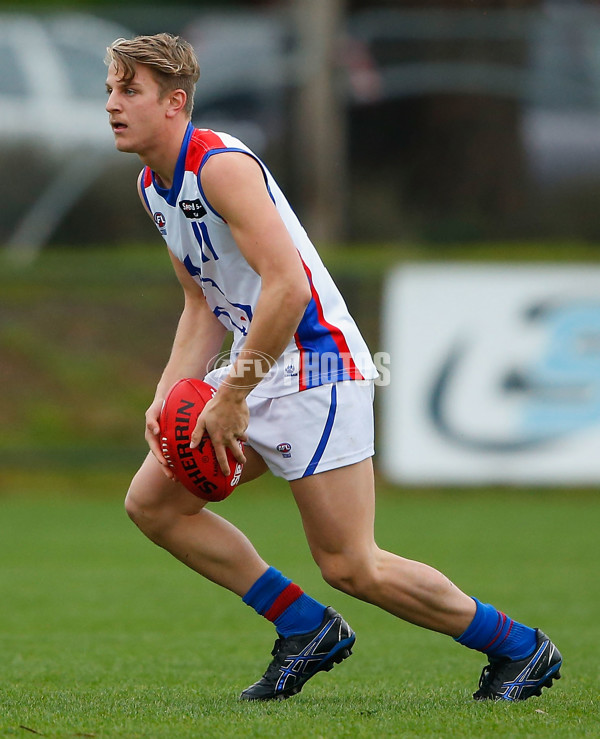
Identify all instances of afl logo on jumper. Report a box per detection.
[154,211,167,233]
[277,442,292,458]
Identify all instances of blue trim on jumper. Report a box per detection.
[197,147,275,220]
[296,314,354,388]
[151,122,193,206]
[294,267,358,389]
[302,384,338,477]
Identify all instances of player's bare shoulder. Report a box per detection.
[200,151,272,223]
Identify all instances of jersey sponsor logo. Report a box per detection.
[179,199,207,219]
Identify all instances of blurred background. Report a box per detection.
[2,0,600,489]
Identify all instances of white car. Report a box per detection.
[0,13,136,256]
[0,13,131,150]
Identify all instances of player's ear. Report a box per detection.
[166,89,187,118]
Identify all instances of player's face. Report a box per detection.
[105,62,168,155]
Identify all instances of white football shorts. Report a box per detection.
[203,373,375,481]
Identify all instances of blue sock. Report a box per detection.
[242,567,326,638]
[455,598,537,660]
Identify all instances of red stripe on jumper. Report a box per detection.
[185,128,227,171]
[263,583,303,622]
[296,257,364,391]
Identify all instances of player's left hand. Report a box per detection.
[190,392,248,475]
[145,396,176,479]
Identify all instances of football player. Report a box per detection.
[105,33,561,702]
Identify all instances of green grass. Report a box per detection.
[0,474,598,738]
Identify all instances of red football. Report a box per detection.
[159,378,244,501]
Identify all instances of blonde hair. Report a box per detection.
[106,33,200,117]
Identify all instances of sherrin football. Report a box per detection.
[159,378,244,501]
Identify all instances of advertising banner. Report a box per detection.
[381,264,600,485]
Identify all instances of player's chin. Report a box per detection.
[112,135,136,153]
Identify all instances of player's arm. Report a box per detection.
[191,152,311,472]
[137,173,227,469]
[202,153,311,391]
[145,250,228,470]
[155,251,228,397]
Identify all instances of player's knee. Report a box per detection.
[124,485,149,529]
[317,553,376,599]
[124,480,169,542]
[124,485,142,524]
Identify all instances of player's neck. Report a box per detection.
[140,119,190,189]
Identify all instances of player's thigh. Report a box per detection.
[127,446,267,513]
[290,457,377,559]
[238,444,269,484]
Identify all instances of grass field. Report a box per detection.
[1,247,599,736]
[0,471,598,738]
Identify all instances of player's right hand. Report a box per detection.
[190,390,248,476]
[145,397,175,479]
